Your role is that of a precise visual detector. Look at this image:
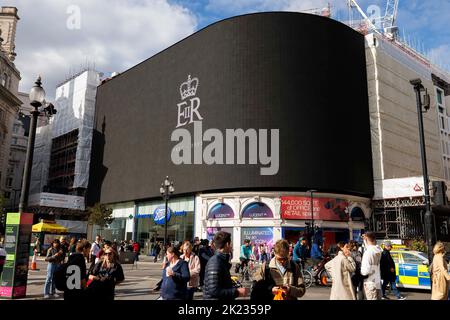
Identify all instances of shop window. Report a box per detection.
[241,202,273,218]
[208,203,234,219]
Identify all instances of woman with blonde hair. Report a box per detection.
[431,241,450,300]
[181,240,201,300]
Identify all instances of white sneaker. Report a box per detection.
[43,295,50,299]
[52,293,59,298]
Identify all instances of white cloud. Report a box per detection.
[6,0,197,99]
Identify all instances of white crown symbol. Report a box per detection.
[180,75,199,100]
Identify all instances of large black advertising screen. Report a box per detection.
[90,12,374,204]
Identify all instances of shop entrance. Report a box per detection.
[282,227,306,245]
[322,228,350,255]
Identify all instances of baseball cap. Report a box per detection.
[383,240,392,247]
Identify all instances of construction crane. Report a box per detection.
[383,0,399,28]
[382,0,399,38]
[347,0,399,38]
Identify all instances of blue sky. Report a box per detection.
[5,0,449,97]
[175,0,450,67]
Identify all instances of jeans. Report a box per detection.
[44,263,57,295]
[382,280,401,298]
[186,287,196,300]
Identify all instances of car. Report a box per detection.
[390,249,431,290]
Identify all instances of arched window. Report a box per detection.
[0,73,6,87]
[350,207,365,221]
[242,202,273,218]
[208,203,234,219]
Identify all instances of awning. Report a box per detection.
[32,221,69,233]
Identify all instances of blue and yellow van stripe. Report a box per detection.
[396,263,431,287]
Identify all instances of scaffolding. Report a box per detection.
[372,198,425,239]
[47,129,79,192]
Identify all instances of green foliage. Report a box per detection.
[408,239,428,253]
[87,203,114,228]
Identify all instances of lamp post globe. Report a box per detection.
[29,76,46,107]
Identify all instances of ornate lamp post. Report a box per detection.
[410,78,435,264]
[18,76,56,214]
[159,176,174,247]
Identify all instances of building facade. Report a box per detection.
[0,7,21,222]
[90,12,374,259]
[366,33,450,243]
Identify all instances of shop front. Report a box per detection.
[136,197,195,253]
[197,192,370,261]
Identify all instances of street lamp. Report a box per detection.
[159,176,174,247]
[18,76,57,214]
[410,78,435,264]
[307,190,317,238]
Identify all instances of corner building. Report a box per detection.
[90,12,374,260]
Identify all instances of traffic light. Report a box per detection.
[431,181,448,206]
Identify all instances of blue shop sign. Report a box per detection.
[153,206,172,225]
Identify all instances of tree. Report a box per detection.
[409,239,427,253]
[87,203,114,228]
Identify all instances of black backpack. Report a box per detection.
[250,262,275,301]
[53,263,69,291]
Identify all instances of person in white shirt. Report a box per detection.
[360,232,382,300]
[90,235,102,263]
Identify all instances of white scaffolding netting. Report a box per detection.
[30,124,52,195]
[31,69,100,193]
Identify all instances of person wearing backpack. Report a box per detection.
[251,239,306,301]
[63,240,91,300]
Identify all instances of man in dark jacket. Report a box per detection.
[203,231,248,300]
[199,239,214,289]
[380,240,405,300]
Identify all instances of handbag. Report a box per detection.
[273,289,286,300]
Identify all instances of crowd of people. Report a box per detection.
[41,235,125,300]
[6,229,449,301]
[323,232,450,301]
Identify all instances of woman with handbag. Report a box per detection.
[87,248,124,300]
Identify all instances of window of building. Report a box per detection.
[208,203,234,219]
[6,178,12,188]
[12,124,19,134]
[241,202,273,218]
[437,88,443,105]
[4,191,11,199]
[1,73,7,87]
[12,137,17,145]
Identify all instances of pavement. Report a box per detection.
[21,255,431,300]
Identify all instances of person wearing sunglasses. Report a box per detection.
[87,248,124,300]
[252,239,306,301]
